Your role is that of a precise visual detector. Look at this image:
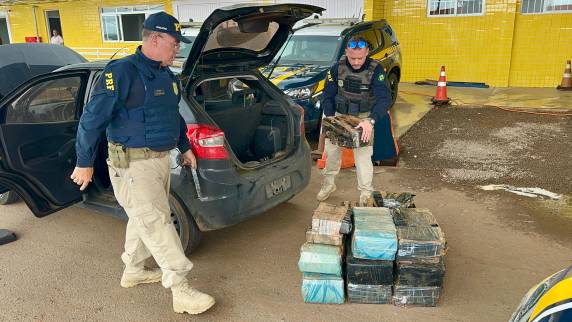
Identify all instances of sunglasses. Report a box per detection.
[348,39,367,49]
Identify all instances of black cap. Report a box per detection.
[143,12,191,44]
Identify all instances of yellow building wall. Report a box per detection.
[1,0,173,60]
[509,4,572,87]
[364,0,517,87]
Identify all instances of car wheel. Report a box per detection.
[388,72,399,107]
[0,191,19,205]
[168,193,202,254]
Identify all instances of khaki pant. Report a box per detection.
[321,112,375,196]
[107,155,193,288]
[322,138,374,197]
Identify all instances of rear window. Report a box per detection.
[277,35,341,66]
[382,25,398,44]
[203,19,279,52]
[177,36,196,59]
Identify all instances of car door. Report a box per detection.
[0,70,91,217]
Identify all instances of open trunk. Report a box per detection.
[192,75,294,165]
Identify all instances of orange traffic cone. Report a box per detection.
[557,60,572,91]
[317,148,355,169]
[431,66,451,106]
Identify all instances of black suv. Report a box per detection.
[0,4,322,252]
[261,17,402,132]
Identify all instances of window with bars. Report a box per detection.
[522,0,572,13]
[427,0,485,16]
[100,5,164,42]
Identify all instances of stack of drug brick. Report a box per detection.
[346,206,397,304]
[298,203,352,304]
[392,207,446,306]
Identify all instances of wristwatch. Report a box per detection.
[367,118,375,126]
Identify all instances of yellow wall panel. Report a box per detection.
[363,0,571,87]
[364,0,517,87]
[1,0,173,60]
[509,3,572,87]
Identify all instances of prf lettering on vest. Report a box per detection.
[105,72,115,91]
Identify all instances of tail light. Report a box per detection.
[186,124,229,159]
[294,104,305,133]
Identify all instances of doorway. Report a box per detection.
[0,11,10,44]
[45,10,62,43]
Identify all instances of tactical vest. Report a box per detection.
[107,54,181,150]
[335,56,378,116]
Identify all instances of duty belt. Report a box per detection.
[108,142,168,168]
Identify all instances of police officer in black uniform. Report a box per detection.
[317,36,392,205]
[70,12,215,315]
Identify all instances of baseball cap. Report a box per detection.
[143,12,191,44]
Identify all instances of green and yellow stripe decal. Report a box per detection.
[271,67,307,86]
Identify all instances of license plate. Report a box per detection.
[265,175,291,198]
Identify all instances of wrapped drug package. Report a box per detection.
[347,283,393,304]
[322,115,372,149]
[393,208,439,227]
[396,226,446,260]
[311,202,352,235]
[298,242,343,276]
[396,257,445,287]
[393,285,441,307]
[346,246,394,285]
[302,273,345,304]
[352,207,397,260]
[305,229,343,246]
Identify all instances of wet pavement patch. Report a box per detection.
[398,106,572,195]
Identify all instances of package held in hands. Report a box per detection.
[352,207,397,260]
[298,242,343,276]
[322,115,372,149]
[302,273,345,304]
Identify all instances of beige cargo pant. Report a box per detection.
[322,113,374,197]
[107,154,193,288]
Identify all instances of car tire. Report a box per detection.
[388,72,399,107]
[0,191,19,205]
[168,193,202,254]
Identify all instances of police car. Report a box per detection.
[261,17,402,132]
[509,265,572,322]
[0,4,322,252]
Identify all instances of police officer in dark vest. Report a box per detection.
[317,36,392,205]
[70,12,215,315]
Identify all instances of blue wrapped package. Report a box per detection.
[352,207,397,260]
[298,242,343,276]
[302,273,345,304]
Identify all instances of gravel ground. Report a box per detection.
[398,106,572,195]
